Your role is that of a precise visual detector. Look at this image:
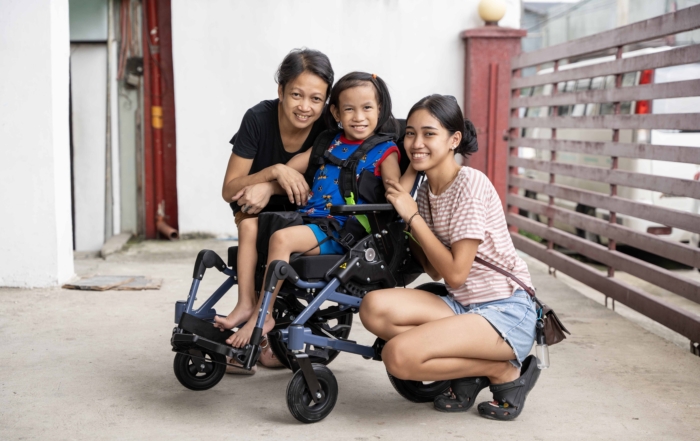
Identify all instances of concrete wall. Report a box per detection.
[0,0,74,287]
[171,0,520,237]
[70,44,107,251]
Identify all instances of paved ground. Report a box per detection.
[1,238,699,440]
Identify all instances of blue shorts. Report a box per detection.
[440,290,537,369]
[305,224,346,255]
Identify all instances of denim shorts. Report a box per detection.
[305,224,346,255]
[440,289,537,369]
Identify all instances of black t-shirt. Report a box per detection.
[229,99,326,213]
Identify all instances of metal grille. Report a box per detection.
[508,6,700,347]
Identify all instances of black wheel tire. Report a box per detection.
[173,350,226,391]
[387,372,450,403]
[286,363,338,424]
[269,297,353,370]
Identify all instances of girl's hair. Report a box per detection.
[406,94,478,156]
[324,72,399,137]
[275,48,334,99]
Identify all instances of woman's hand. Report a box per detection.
[385,180,418,221]
[232,182,275,215]
[272,164,309,206]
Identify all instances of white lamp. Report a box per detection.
[478,0,507,26]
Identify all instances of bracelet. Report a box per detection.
[406,211,421,232]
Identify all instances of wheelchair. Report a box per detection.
[169,200,456,423]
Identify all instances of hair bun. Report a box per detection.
[461,119,478,155]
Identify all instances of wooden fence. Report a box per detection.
[507,5,700,352]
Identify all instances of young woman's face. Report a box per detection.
[404,109,461,172]
[331,84,379,141]
[278,71,328,130]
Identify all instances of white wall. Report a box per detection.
[70,44,107,251]
[0,0,74,287]
[172,0,520,237]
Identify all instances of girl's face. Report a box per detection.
[330,84,379,141]
[404,109,461,172]
[278,71,328,130]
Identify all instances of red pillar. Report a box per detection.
[461,27,526,208]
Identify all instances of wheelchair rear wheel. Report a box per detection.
[269,296,353,370]
[173,349,226,391]
[286,364,338,424]
[387,372,451,403]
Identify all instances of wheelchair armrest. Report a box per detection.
[329,204,395,215]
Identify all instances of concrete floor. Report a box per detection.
[1,238,699,440]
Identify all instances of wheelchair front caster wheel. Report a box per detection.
[286,364,338,423]
[173,350,226,391]
[387,371,450,403]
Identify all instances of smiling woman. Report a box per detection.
[216,49,334,370]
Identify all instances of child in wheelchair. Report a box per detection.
[212,71,416,348]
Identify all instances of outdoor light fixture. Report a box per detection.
[478,0,507,26]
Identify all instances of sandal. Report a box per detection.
[225,356,257,375]
[477,355,540,421]
[434,376,490,412]
[258,337,284,368]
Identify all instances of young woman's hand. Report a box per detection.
[232,182,274,215]
[272,164,310,206]
[385,180,418,221]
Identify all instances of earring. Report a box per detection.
[337,121,343,129]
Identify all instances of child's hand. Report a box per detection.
[385,180,418,221]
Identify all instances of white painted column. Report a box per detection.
[0,0,74,287]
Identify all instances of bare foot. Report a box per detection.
[226,315,276,348]
[213,302,255,331]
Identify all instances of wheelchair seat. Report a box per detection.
[289,253,343,281]
[227,245,343,281]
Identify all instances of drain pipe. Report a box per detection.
[145,0,178,240]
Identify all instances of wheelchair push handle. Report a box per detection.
[192,249,227,280]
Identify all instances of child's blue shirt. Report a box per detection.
[299,133,399,225]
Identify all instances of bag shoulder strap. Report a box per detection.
[473,256,536,298]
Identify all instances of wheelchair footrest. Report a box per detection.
[179,312,233,344]
[171,333,244,361]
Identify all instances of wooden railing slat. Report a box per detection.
[511,5,700,69]
[508,138,700,164]
[512,45,700,89]
[507,193,700,268]
[510,113,700,131]
[509,175,700,234]
[511,233,700,343]
[511,79,700,108]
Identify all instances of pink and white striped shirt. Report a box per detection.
[416,167,533,305]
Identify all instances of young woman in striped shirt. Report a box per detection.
[360,95,540,421]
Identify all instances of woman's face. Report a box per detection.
[404,109,461,172]
[278,71,328,130]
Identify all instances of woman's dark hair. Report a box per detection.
[406,94,478,156]
[275,48,334,99]
[324,71,399,137]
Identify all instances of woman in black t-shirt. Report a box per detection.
[215,49,334,367]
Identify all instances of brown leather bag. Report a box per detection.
[474,257,571,345]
